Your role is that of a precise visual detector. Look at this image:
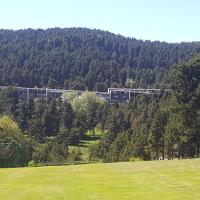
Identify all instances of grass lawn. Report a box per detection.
[1,159,200,200]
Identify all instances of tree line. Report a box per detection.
[0,89,108,167]
[0,28,200,90]
[0,27,199,167]
[0,56,199,166]
[90,56,200,161]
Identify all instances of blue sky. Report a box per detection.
[0,0,200,42]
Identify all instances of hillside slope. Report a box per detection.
[0,28,200,90]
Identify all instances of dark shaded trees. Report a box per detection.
[89,56,200,162]
[166,56,200,158]
[0,28,200,90]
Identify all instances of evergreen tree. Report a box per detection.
[147,110,165,160]
[60,101,74,130]
[42,100,59,137]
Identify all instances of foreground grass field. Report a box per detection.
[1,159,200,200]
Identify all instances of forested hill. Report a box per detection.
[0,27,200,90]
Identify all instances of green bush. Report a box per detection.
[28,160,41,167]
[68,148,82,161]
[32,141,68,164]
[129,157,143,162]
[0,116,33,167]
[85,128,107,137]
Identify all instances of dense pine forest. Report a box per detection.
[0,28,200,167]
[0,28,200,90]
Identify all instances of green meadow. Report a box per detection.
[1,159,200,200]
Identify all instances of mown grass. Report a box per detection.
[1,159,200,200]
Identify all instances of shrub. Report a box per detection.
[32,141,68,164]
[0,116,33,167]
[129,157,143,162]
[68,148,82,161]
[28,160,41,167]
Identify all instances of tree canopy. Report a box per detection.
[0,28,200,90]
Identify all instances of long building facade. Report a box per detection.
[0,86,167,102]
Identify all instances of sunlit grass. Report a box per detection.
[0,159,200,199]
